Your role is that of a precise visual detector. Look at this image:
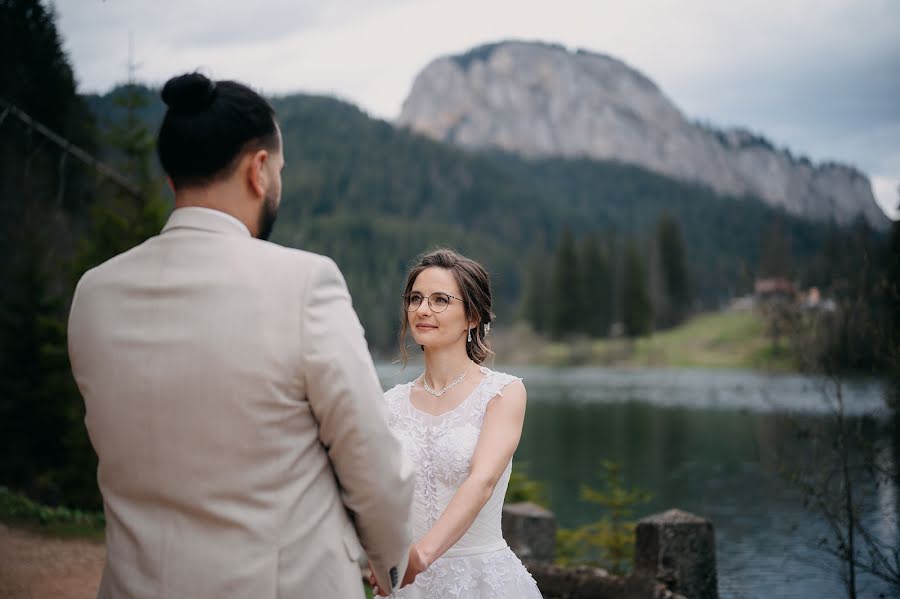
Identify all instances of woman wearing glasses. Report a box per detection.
[370,249,542,598]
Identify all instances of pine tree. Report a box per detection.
[656,214,691,328]
[580,235,613,337]
[758,215,793,279]
[73,77,168,277]
[0,214,81,503]
[550,229,581,338]
[621,241,653,337]
[521,249,551,333]
[0,0,96,283]
[0,0,82,132]
[0,0,103,508]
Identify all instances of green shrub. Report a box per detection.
[0,486,104,531]
[505,462,549,507]
[554,461,650,575]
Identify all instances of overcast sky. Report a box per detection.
[52,0,900,219]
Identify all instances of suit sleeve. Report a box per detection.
[300,256,414,592]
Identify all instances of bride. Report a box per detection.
[371,249,542,598]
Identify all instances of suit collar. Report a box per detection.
[162,207,252,238]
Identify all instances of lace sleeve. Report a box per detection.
[471,371,522,417]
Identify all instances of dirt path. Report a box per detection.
[0,523,104,599]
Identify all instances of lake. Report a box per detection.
[377,363,897,598]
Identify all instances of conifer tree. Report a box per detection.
[521,249,551,333]
[73,77,168,277]
[621,240,653,337]
[758,215,794,279]
[551,229,581,338]
[0,0,101,508]
[656,214,691,328]
[0,215,78,503]
[580,235,613,337]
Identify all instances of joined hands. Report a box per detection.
[369,544,428,597]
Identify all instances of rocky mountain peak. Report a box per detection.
[398,41,887,229]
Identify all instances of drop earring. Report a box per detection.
[467,328,472,343]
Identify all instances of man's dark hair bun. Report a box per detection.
[161,72,217,114]
[157,73,277,189]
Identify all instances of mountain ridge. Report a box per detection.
[398,40,887,229]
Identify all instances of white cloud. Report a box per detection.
[54,0,899,114]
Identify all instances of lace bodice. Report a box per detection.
[384,367,520,556]
[384,367,542,598]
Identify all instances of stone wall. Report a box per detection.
[502,503,719,599]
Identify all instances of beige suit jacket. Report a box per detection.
[68,207,414,598]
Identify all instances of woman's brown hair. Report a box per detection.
[398,248,495,366]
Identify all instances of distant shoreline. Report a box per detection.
[485,310,798,372]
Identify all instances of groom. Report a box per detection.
[68,73,414,598]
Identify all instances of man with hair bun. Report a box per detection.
[68,72,414,598]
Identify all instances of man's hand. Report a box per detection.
[367,562,386,597]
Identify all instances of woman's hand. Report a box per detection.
[401,544,428,588]
[368,545,429,597]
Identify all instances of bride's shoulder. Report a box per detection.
[480,367,523,390]
[474,368,525,413]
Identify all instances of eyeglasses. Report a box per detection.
[403,291,464,313]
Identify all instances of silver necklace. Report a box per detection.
[423,363,472,397]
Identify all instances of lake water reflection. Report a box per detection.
[376,364,897,598]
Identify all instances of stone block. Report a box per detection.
[502,501,557,563]
[634,509,718,599]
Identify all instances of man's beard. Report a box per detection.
[257,189,279,241]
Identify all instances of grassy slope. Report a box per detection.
[500,310,796,371]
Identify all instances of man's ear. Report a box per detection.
[248,149,269,198]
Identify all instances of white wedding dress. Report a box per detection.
[384,367,543,598]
